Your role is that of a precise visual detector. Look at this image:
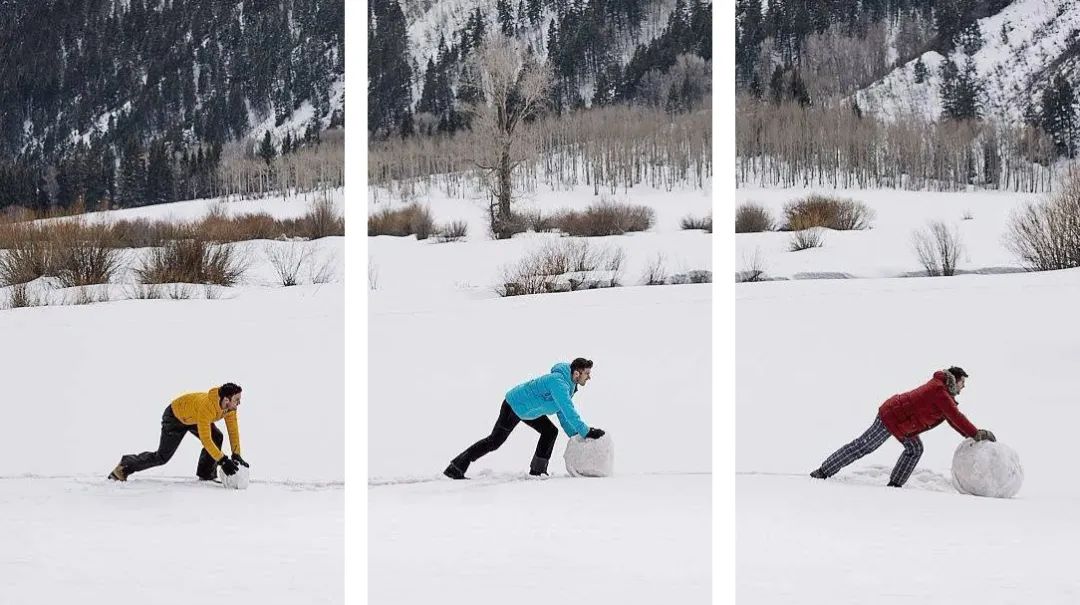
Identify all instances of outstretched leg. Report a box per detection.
[446,401,521,478]
[888,436,923,487]
[117,407,188,478]
[522,415,558,475]
[814,415,892,478]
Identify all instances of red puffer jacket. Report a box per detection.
[878,371,978,439]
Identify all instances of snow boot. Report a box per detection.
[529,455,550,477]
[107,464,127,482]
[443,460,469,480]
[810,468,827,479]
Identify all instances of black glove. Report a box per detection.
[973,429,997,442]
[232,453,250,468]
[218,456,239,476]
[586,427,605,439]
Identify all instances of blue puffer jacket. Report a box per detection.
[505,363,590,437]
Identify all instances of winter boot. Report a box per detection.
[108,464,127,482]
[444,460,469,480]
[529,455,550,477]
[809,468,827,479]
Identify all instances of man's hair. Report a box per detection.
[946,366,968,381]
[570,358,593,373]
[219,383,243,399]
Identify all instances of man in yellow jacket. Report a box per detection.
[109,383,249,482]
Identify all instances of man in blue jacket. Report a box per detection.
[444,358,605,479]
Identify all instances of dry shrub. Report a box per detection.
[136,239,248,287]
[737,248,769,282]
[492,210,558,238]
[265,242,313,287]
[1007,173,1080,271]
[641,253,668,285]
[789,228,825,251]
[299,195,345,239]
[368,203,436,239]
[51,223,125,287]
[8,283,49,308]
[681,214,713,232]
[552,201,655,236]
[499,239,624,297]
[912,221,964,276]
[735,203,774,233]
[783,195,874,231]
[437,220,469,242]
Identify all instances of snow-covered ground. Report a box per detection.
[369,181,712,603]
[735,186,1043,279]
[0,195,344,604]
[738,187,1080,603]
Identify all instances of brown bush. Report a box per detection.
[498,239,624,297]
[136,239,248,287]
[552,201,655,236]
[789,228,825,251]
[681,213,713,232]
[437,220,469,242]
[735,203,774,233]
[783,195,874,231]
[368,203,436,239]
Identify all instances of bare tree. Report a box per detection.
[465,32,554,238]
[912,221,964,276]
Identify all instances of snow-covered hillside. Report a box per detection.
[368,181,712,603]
[857,0,1080,122]
[0,254,343,602]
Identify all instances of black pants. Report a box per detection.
[452,400,557,471]
[121,406,223,479]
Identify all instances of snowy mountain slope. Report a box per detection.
[857,0,1080,122]
[402,0,678,66]
[400,0,681,103]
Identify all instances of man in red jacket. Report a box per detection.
[810,367,996,487]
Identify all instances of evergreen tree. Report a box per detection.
[789,71,811,107]
[769,65,786,104]
[913,56,928,84]
[497,0,515,37]
[258,131,277,166]
[1040,74,1078,158]
[145,140,174,206]
[368,0,413,139]
[957,22,983,55]
[118,139,146,208]
[527,0,543,26]
[940,57,984,121]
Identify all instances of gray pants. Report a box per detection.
[819,415,923,486]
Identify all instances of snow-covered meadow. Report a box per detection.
[368,180,712,603]
[737,185,1080,603]
[0,193,344,604]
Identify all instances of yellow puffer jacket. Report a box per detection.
[170,387,240,461]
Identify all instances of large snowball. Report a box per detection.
[563,434,614,477]
[219,465,250,490]
[951,439,1023,498]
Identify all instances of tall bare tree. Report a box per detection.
[465,32,553,237]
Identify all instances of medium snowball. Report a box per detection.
[563,434,614,477]
[951,438,1023,498]
[219,465,250,490]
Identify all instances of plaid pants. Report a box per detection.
[819,415,924,486]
